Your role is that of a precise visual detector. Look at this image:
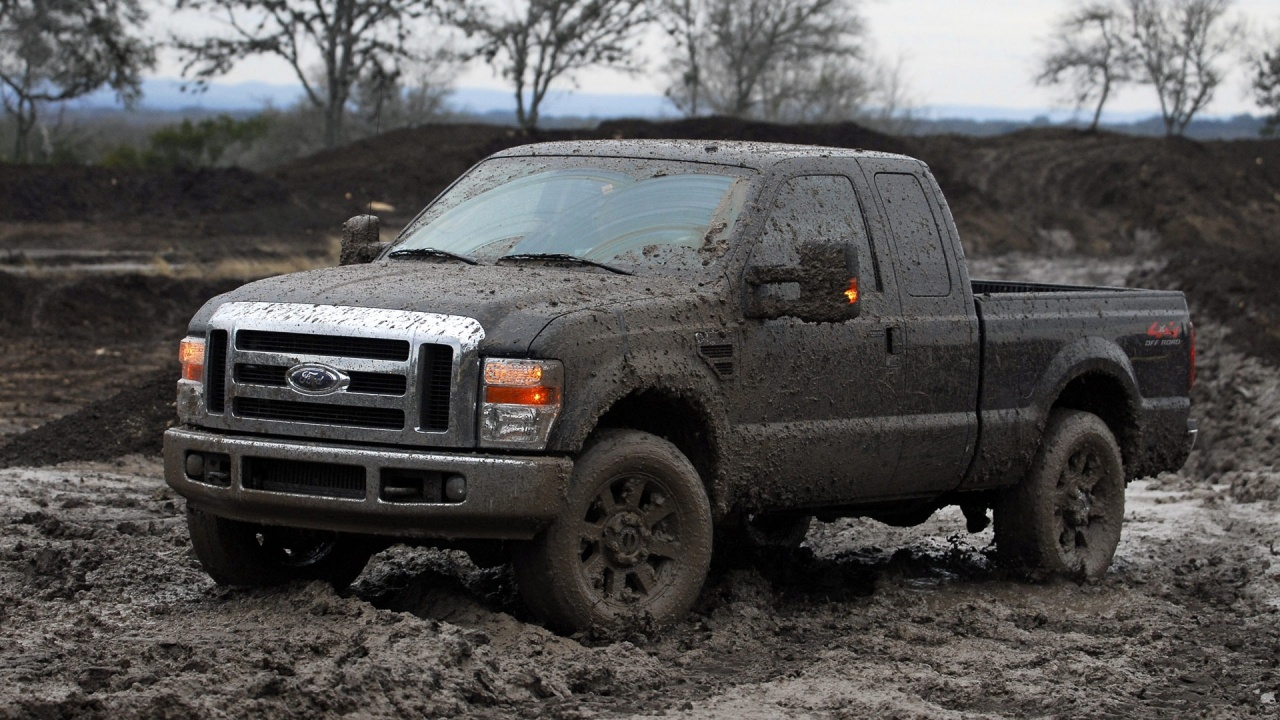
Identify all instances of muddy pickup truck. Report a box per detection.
[164,140,1197,632]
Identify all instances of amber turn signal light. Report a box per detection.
[484,386,560,406]
[179,337,206,382]
[844,277,859,304]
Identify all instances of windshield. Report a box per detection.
[393,157,754,276]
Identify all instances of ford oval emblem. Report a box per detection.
[286,363,350,395]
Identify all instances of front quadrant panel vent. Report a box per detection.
[695,331,737,380]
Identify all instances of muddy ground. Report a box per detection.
[1,256,1278,718]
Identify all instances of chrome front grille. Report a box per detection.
[200,302,484,447]
[237,330,411,361]
[234,363,409,396]
[233,397,407,429]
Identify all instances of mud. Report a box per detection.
[1,427,1277,718]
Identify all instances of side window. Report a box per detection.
[755,174,873,280]
[873,172,951,298]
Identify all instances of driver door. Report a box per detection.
[728,168,905,509]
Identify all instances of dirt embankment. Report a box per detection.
[0,274,243,459]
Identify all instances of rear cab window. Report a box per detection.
[872,172,952,298]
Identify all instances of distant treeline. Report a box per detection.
[901,114,1270,141]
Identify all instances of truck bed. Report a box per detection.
[964,284,1193,490]
[971,279,1136,295]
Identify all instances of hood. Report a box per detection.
[189,261,709,354]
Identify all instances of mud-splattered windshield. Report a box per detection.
[393,157,754,276]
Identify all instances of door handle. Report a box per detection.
[886,326,901,367]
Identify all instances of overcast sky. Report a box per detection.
[158,0,1279,118]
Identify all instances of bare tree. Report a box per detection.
[174,0,438,148]
[446,0,649,131]
[352,51,456,130]
[654,0,703,115]
[757,53,873,123]
[1251,45,1280,136]
[1126,0,1237,136]
[863,53,919,133]
[1036,2,1136,131]
[0,0,155,161]
[656,0,867,121]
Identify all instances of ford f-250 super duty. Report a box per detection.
[164,140,1197,633]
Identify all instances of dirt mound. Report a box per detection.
[597,116,908,153]
[911,129,1280,256]
[0,165,289,223]
[271,118,907,225]
[0,366,177,468]
[271,123,519,224]
[0,274,243,341]
[1136,246,1280,366]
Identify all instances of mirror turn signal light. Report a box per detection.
[844,277,859,304]
[179,337,206,382]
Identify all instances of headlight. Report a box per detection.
[479,358,563,449]
[179,336,206,382]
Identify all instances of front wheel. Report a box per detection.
[513,430,713,634]
[994,409,1125,581]
[187,507,373,589]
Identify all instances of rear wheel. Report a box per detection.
[513,430,713,634]
[994,409,1125,581]
[187,507,373,589]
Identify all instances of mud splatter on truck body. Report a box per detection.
[163,140,1196,632]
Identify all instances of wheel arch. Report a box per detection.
[590,388,727,519]
[1037,338,1142,479]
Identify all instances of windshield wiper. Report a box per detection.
[387,247,478,265]
[498,253,632,276]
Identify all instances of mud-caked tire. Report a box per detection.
[994,409,1125,581]
[513,430,714,634]
[187,507,373,589]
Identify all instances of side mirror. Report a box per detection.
[340,215,388,265]
[744,241,860,322]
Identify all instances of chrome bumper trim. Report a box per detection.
[164,427,571,540]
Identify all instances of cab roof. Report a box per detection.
[489,139,915,171]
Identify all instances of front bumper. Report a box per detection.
[164,426,572,540]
